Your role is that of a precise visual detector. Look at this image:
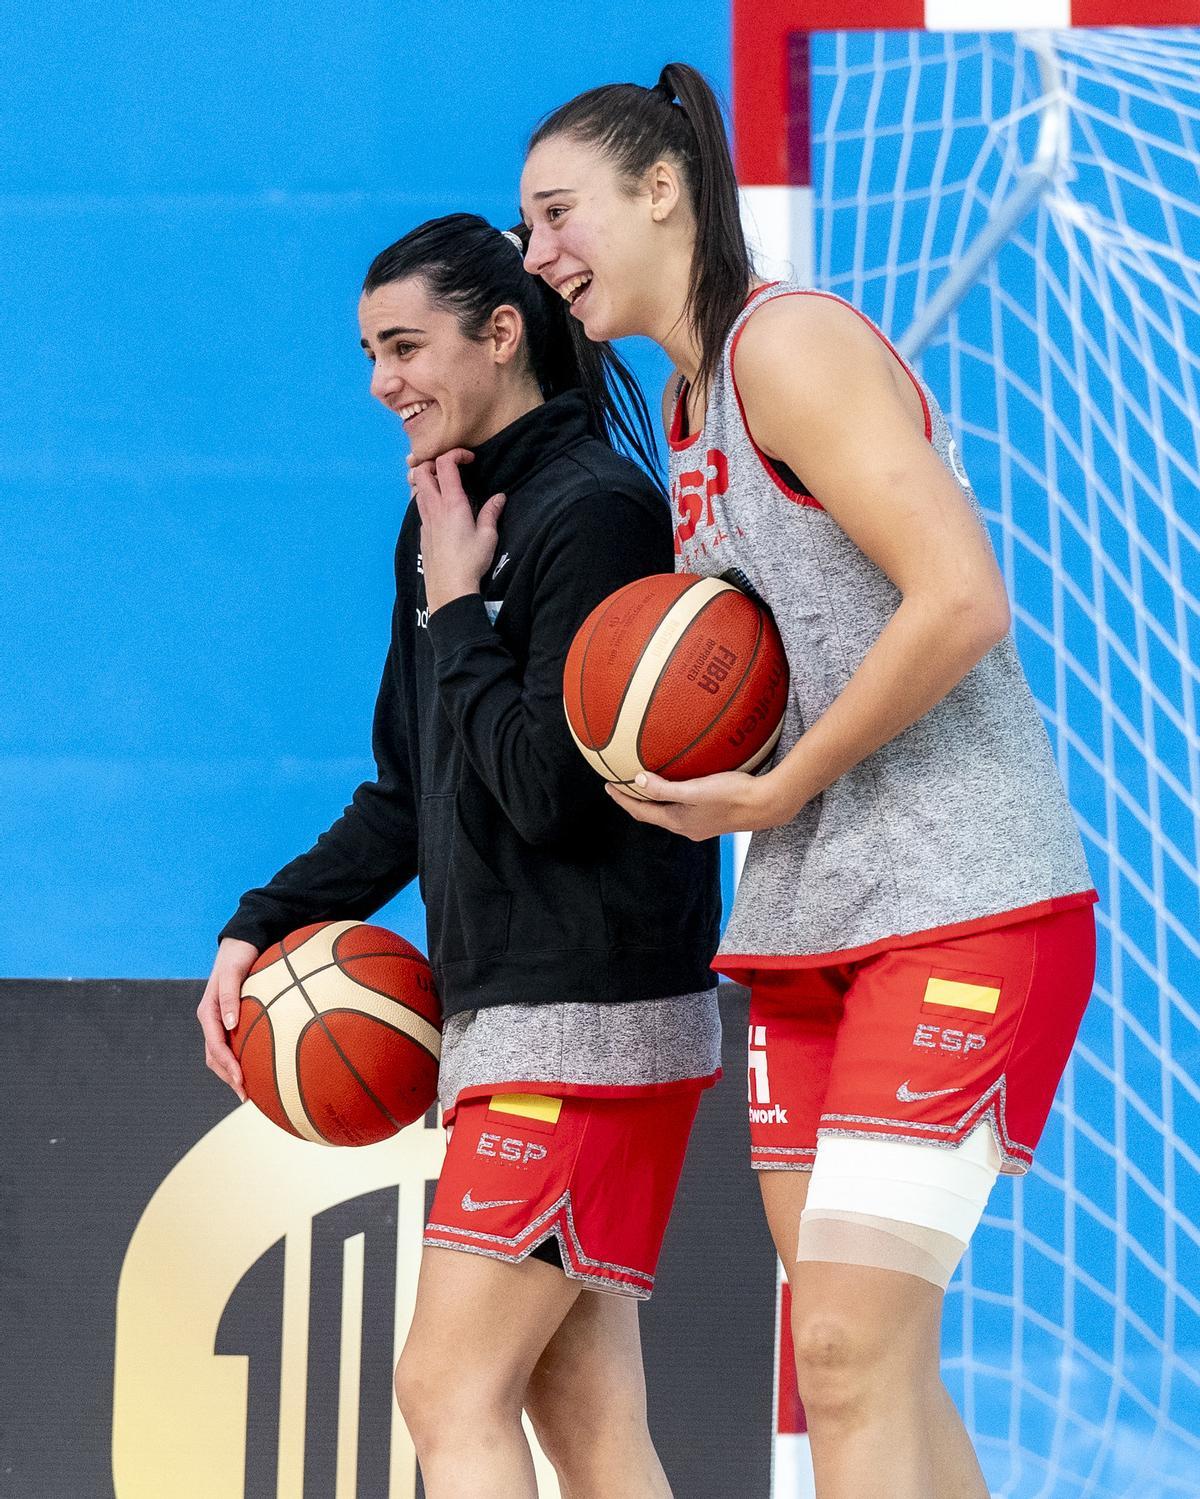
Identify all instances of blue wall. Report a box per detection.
[1,2,729,977]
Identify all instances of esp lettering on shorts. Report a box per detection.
[476,1132,549,1165]
[912,1023,987,1055]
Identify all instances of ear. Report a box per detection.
[488,304,525,366]
[646,158,685,224]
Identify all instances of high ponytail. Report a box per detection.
[363,213,660,478]
[528,62,752,392]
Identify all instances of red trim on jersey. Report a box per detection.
[668,282,781,453]
[668,380,702,452]
[715,888,1099,981]
[728,313,823,511]
[442,1071,721,1130]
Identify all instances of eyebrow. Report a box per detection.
[531,187,574,200]
[359,325,424,348]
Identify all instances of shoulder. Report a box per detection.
[734,291,891,380]
[527,445,670,558]
[733,292,899,440]
[559,440,666,513]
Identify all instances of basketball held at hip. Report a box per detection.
[563,573,789,799]
[230,920,442,1147]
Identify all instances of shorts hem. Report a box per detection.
[424,1189,656,1299]
[816,1080,1035,1176]
[751,1144,817,1173]
[422,1233,653,1299]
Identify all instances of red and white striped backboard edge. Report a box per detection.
[733,0,1200,281]
[734,0,1200,185]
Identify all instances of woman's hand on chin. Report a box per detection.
[604,767,797,841]
[410,449,506,613]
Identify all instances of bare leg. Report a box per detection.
[524,1290,672,1499]
[759,1170,988,1499]
[395,1246,581,1499]
[790,1258,941,1499]
[927,1380,991,1499]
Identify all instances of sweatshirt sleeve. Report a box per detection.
[425,487,670,846]
[217,602,419,953]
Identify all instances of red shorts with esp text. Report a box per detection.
[424,1084,706,1299]
[739,904,1096,1175]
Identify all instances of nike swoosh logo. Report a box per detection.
[461,1190,527,1213]
[896,1080,960,1104]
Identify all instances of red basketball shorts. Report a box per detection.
[424,1086,704,1298]
[743,904,1096,1174]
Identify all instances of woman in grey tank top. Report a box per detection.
[522,61,1098,1499]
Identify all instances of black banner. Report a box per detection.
[0,980,775,1498]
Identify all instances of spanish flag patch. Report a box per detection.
[486,1093,562,1134]
[922,974,1002,1018]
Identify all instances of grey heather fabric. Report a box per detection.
[437,990,722,1111]
[669,282,1093,962]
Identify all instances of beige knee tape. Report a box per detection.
[795,1125,1003,1288]
[796,1209,966,1289]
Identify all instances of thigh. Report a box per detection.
[403,1244,582,1389]
[758,1169,812,1277]
[525,1289,649,1420]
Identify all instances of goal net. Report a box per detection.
[789,25,1200,1496]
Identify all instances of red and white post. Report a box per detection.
[729,2,1200,1492]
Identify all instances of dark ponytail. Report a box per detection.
[528,62,752,392]
[362,213,660,478]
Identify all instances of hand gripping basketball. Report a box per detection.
[220,920,442,1147]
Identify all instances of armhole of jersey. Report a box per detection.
[670,283,781,454]
[728,288,934,509]
[668,374,695,450]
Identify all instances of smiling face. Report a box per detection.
[358,276,528,461]
[520,134,686,343]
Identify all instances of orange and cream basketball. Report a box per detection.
[563,573,789,792]
[231,919,441,1147]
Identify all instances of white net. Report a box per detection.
[810,26,1200,1498]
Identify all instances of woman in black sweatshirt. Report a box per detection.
[197,214,720,1499]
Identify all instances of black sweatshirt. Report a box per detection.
[219,392,721,1020]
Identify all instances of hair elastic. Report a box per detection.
[501,229,524,252]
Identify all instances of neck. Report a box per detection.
[642,242,705,383]
[473,381,543,446]
[644,252,766,388]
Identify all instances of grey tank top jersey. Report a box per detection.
[667,282,1095,969]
